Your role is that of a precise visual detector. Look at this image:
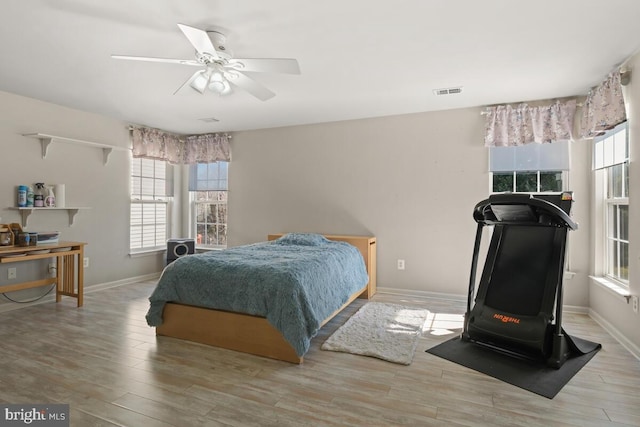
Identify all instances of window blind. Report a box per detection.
[188,162,228,191]
[593,122,628,170]
[489,141,570,172]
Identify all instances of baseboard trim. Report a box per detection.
[0,272,161,313]
[376,287,466,303]
[376,287,589,314]
[589,308,640,361]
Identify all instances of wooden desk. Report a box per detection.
[0,241,86,306]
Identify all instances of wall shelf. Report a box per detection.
[22,133,129,165]
[7,207,90,227]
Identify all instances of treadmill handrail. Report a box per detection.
[473,193,578,230]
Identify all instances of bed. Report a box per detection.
[146,233,377,363]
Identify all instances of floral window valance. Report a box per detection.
[184,133,231,164]
[131,127,231,164]
[484,100,576,147]
[579,70,627,139]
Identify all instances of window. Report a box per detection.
[130,158,170,251]
[489,140,570,193]
[594,122,629,284]
[189,162,228,248]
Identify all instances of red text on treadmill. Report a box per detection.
[493,314,520,324]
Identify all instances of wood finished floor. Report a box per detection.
[0,281,639,426]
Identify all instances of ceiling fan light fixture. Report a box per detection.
[208,72,232,96]
[190,70,210,93]
[189,70,232,96]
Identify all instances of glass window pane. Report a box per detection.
[141,158,154,177]
[620,242,629,281]
[614,128,628,164]
[607,164,623,198]
[594,140,604,170]
[492,173,513,192]
[609,239,619,278]
[154,178,166,197]
[131,159,141,176]
[620,205,628,241]
[603,135,614,167]
[624,163,629,198]
[608,205,618,239]
[515,172,537,192]
[539,171,562,192]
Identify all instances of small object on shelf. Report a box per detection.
[17,232,30,247]
[36,231,60,245]
[45,186,56,207]
[28,232,38,246]
[54,184,65,208]
[26,186,34,207]
[0,226,12,246]
[17,185,28,207]
[34,183,45,207]
[9,223,22,242]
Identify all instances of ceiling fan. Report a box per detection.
[112,23,300,101]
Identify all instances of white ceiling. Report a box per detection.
[2,0,640,135]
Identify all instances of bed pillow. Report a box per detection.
[275,233,329,246]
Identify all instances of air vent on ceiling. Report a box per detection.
[433,86,463,96]
[198,117,220,123]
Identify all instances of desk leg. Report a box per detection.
[56,255,63,303]
[77,246,84,307]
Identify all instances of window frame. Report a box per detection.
[188,162,229,249]
[490,170,568,193]
[593,121,630,288]
[130,157,171,253]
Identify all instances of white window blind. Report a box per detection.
[593,121,628,170]
[490,141,570,172]
[130,158,169,251]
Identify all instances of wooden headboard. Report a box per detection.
[267,233,377,299]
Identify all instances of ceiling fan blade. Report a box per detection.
[111,55,201,66]
[177,23,219,59]
[227,72,276,101]
[228,58,301,74]
[173,70,208,95]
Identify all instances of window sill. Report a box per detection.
[129,248,165,258]
[196,246,225,252]
[589,275,630,299]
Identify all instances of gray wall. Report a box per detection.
[228,107,592,306]
[0,91,164,307]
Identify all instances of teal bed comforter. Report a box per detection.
[146,233,369,356]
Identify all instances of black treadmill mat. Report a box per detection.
[426,336,601,399]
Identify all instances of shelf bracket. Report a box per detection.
[67,209,80,226]
[19,209,33,227]
[40,137,53,159]
[102,147,113,165]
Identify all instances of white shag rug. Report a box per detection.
[321,302,429,365]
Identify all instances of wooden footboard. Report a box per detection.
[156,234,376,363]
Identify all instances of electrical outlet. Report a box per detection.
[632,296,638,314]
[83,257,89,268]
[397,259,405,270]
[7,268,16,280]
[48,263,56,278]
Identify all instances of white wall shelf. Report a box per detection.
[22,133,129,165]
[7,207,90,227]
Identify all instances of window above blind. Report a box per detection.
[489,140,570,172]
[593,121,628,170]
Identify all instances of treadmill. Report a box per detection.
[462,192,590,368]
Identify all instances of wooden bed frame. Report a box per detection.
[155,234,377,363]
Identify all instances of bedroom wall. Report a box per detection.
[0,91,164,309]
[228,107,592,306]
